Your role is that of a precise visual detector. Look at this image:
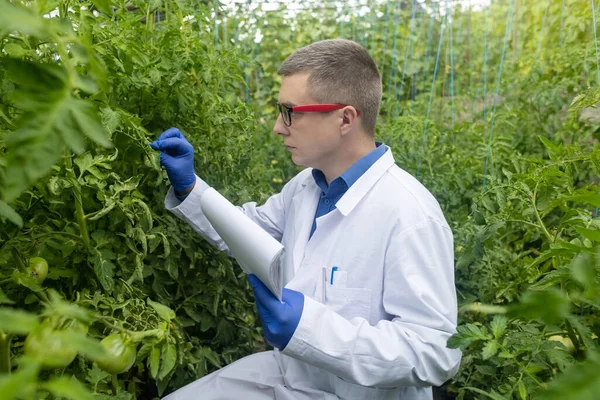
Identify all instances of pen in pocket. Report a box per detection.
[330,266,338,285]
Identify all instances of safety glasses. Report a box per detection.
[277,103,360,127]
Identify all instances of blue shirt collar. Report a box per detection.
[312,142,387,196]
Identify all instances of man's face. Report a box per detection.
[273,73,343,171]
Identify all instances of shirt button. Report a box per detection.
[324,199,331,205]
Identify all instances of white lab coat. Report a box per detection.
[163,147,461,400]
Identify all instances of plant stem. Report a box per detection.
[532,183,554,243]
[504,219,543,229]
[0,331,13,374]
[111,374,118,395]
[564,318,581,355]
[97,316,164,343]
[129,328,164,344]
[64,149,90,249]
[97,317,135,335]
[499,341,546,389]
[33,231,83,242]
[10,247,28,272]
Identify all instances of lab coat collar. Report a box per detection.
[299,147,395,217]
[335,147,394,216]
[311,142,387,198]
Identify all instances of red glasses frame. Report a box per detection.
[277,103,360,127]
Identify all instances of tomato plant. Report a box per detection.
[24,322,78,370]
[25,257,48,285]
[548,335,576,354]
[96,334,137,375]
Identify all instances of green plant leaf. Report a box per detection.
[482,340,499,360]
[195,346,221,368]
[43,376,94,400]
[531,266,571,290]
[0,360,39,399]
[3,120,63,203]
[91,248,115,292]
[47,290,95,323]
[490,315,508,339]
[565,192,600,208]
[448,323,491,349]
[111,175,142,195]
[100,106,121,134]
[71,99,112,148]
[3,43,27,58]
[536,354,600,400]
[158,342,177,380]
[137,342,153,362]
[570,253,597,288]
[567,315,596,351]
[518,380,527,400]
[508,289,570,325]
[575,227,600,242]
[90,0,114,15]
[0,200,22,227]
[147,299,175,322]
[85,363,110,388]
[0,289,14,305]
[35,0,61,15]
[11,269,45,293]
[3,58,68,108]
[60,330,106,360]
[0,308,39,334]
[1,58,111,201]
[149,345,161,380]
[538,136,564,160]
[0,1,47,36]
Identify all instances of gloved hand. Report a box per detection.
[248,274,304,350]
[150,128,196,193]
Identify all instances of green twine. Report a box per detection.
[417,4,448,178]
[593,0,600,84]
[533,0,551,72]
[214,0,219,45]
[244,1,253,103]
[483,0,515,188]
[387,1,401,104]
[560,0,566,47]
[398,0,417,117]
[410,5,424,114]
[423,6,436,99]
[592,0,600,217]
[370,9,377,53]
[380,0,391,85]
[482,5,489,130]
[450,5,455,132]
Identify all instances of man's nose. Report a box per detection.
[273,114,289,136]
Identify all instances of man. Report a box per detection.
[151,39,461,400]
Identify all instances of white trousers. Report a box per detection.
[162,351,340,400]
[163,350,430,400]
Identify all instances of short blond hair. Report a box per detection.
[278,39,382,136]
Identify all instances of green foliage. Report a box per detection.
[0,0,272,398]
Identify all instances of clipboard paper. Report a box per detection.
[199,188,284,301]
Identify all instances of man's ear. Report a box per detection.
[340,106,359,136]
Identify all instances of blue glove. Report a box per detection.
[248,274,304,350]
[150,128,196,194]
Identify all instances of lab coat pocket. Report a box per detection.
[329,374,400,400]
[324,283,372,321]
